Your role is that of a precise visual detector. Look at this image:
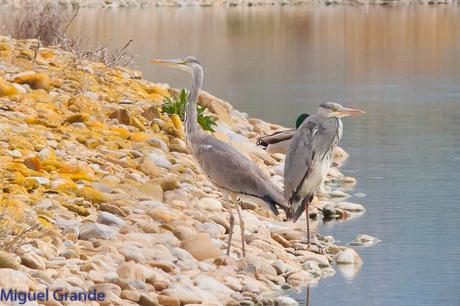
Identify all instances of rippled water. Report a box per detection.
[68,6,460,305]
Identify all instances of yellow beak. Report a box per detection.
[338,107,366,116]
[150,58,185,67]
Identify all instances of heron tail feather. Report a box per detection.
[287,204,305,222]
[287,195,312,222]
[263,183,289,215]
[261,196,280,215]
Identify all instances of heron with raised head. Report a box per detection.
[151,56,287,257]
[284,102,365,248]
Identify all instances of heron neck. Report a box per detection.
[185,66,203,136]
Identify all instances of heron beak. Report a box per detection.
[337,107,366,117]
[150,58,186,69]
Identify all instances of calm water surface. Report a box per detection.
[69,6,460,305]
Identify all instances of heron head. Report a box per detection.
[319,102,366,118]
[150,56,201,74]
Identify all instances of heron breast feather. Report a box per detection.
[300,160,328,196]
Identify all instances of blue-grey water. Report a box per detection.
[68,6,460,305]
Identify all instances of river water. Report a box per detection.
[68,6,460,306]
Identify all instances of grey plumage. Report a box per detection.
[151,56,287,256]
[257,113,310,154]
[284,102,365,247]
[257,129,296,147]
[285,117,342,221]
[192,133,286,215]
[257,129,296,154]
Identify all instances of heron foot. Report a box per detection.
[306,242,325,255]
[302,234,325,254]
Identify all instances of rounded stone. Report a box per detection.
[180,233,220,261]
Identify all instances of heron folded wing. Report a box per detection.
[194,135,285,213]
[257,129,296,147]
[284,120,318,204]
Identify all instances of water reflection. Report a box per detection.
[336,261,362,281]
[61,6,460,125]
[305,285,311,306]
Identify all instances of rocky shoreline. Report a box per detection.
[2,0,458,8]
[0,36,372,305]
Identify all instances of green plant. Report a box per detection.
[162,89,217,132]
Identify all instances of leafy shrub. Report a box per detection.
[162,89,216,132]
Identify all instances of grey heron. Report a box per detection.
[257,113,310,154]
[284,102,365,248]
[151,56,287,257]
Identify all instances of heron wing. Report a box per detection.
[257,129,296,147]
[193,135,287,214]
[283,120,318,204]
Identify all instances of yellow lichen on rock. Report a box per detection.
[170,114,183,131]
[61,202,91,216]
[75,187,106,204]
[54,181,78,193]
[6,162,44,177]
[38,49,55,59]
[62,113,89,125]
[0,77,19,96]
[13,72,50,90]
[67,95,101,113]
[23,156,42,171]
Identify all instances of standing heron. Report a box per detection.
[151,56,287,257]
[257,113,310,154]
[284,102,365,248]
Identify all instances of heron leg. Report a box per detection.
[305,202,311,249]
[233,194,246,257]
[224,193,235,256]
[303,199,324,254]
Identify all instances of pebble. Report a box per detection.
[97,211,126,228]
[92,283,122,304]
[0,269,33,291]
[79,223,119,240]
[157,295,180,306]
[0,251,20,269]
[119,246,146,262]
[147,137,169,152]
[196,197,223,211]
[194,275,234,295]
[329,190,351,198]
[287,271,317,286]
[349,234,380,246]
[274,296,299,306]
[335,248,362,265]
[139,293,159,306]
[321,203,336,218]
[180,233,220,261]
[146,151,173,168]
[271,259,288,275]
[335,202,366,212]
[196,222,225,238]
[162,284,203,305]
[20,251,46,270]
